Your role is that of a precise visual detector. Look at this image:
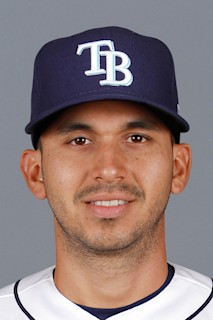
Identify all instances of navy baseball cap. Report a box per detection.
[25,26,189,148]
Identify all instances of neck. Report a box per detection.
[54,219,168,308]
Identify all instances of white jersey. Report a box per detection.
[0,263,212,319]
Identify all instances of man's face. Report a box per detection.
[40,100,175,256]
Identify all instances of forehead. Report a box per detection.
[46,100,167,131]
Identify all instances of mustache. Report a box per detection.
[74,183,144,203]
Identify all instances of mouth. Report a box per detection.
[90,200,129,207]
[84,197,133,219]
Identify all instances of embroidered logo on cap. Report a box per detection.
[77,40,133,86]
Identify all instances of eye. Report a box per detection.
[127,134,148,143]
[70,137,91,145]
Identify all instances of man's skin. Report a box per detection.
[20,100,191,309]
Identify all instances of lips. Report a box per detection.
[75,185,140,219]
[90,200,129,207]
[84,195,133,219]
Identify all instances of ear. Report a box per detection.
[20,149,46,199]
[171,143,192,194]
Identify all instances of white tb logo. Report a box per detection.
[76,40,133,86]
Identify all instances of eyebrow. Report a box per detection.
[57,123,93,134]
[57,119,158,135]
[123,119,158,131]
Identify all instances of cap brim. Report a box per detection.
[25,93,189,135]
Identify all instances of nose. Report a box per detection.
[92,143,127,183]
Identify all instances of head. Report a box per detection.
[20,99,191,262]
[26,26,189,148]
[20,27,192,261]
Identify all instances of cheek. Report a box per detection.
[42,152,86,196]
[131,149,173,192]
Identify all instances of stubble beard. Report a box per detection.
[45,182,171,269]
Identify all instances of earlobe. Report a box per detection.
[171,143,192,194]
[20,149,46,200]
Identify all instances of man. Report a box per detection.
[0,26,212,319]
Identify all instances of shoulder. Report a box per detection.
[170,263,213,318]
[0,266,54,320]
[173,263,212,292]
